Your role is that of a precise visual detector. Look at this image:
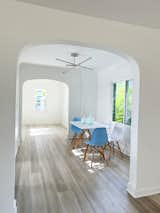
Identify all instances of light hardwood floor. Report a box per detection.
[15,126,160,213]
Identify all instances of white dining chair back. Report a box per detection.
[111,123,123,142]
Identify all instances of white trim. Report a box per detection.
[15,137,20,157]
[14,199,17,213]
[127,182,160,198]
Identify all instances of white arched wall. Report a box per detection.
[96,56,140,196]
[16,43,140,201]
[22,79,69,127]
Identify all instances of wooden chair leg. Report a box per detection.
[112,142,115,154]
[103,144,112,166]
[80,133,85,147]
[105,144,112,159]
[91,150,94,168]
[116,141,123,158]
[74,137,79,149]
[76,133,85,149]
[97,147,105,160]
[107,144,112,160]
[71,134,76,144]
[83,144,89,161]
[71,134,77,149]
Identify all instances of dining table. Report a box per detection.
[70,121,110,148]
[70,121,107,131]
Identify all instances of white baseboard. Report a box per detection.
[127,182,160,198]
[14,199,17,213]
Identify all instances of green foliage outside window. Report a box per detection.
[113,80,133,125]
[125,80,133,125]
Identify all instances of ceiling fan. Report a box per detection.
[56,52,93,74]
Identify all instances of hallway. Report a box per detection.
[15,126,160,213]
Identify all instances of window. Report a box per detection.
[35,89,47,111]
[112,80,133,125]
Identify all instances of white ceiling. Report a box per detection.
[19,44,127,71]
[18,0,160,29]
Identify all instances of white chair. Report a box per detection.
[110,123,123,157]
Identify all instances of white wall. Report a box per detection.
[60,83,69,128]
[19,63,97,138]
[22,79,68,127]
[1,1,160,212]
[97,62,134,155]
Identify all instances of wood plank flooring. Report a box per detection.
[15,126,160,213]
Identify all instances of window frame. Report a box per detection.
[112,79,133,126]
[35,89,47,112]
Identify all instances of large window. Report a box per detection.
[112,80,133,125]
[35,89,47,111]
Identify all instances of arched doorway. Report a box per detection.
[15,42,140,210]
[21,79,69,139]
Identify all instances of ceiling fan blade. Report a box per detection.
[56,58,74,65]
[79,65,93,71]
[77,57,92,65]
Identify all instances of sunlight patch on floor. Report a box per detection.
[29,127,55,136]
[72,148,107,173]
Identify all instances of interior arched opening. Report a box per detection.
[15,43,140,208]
